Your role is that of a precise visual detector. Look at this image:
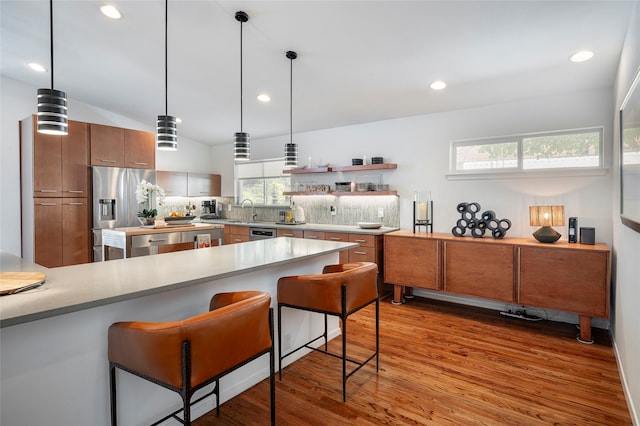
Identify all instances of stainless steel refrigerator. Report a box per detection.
[92,166,156,261]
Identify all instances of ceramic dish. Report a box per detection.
[357,222,382,229]
[164,216,195,225]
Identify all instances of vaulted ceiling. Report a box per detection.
[1,1,635,145]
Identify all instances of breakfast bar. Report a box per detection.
[0,237,356,425]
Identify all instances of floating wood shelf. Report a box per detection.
[284,190,398,197]
[282,163,397,174]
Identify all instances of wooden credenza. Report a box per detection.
[384,231,610,342]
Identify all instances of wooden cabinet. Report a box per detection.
[32,117,89,198]
[33,198,90,268]
[277,228,303,238]
[303,230,325,240]
[519,245,609,319]
[157,171,188,196]
[223,225,250,245]
[325,232,350,263]
[22,116,91,267]
[384,231,610,342]
[156,171,221,196]
[385,234,440,303]
[124,129,155,169]
[90,124,155,169]
[188,173,221,196]
[90,123,124,167]
[443,240,515,302]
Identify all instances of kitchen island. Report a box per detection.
[102,222,224,259]
[0,237,356,425]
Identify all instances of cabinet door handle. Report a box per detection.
[148,238,168,243]
[282,233,294,237]
[133,162,148,165]
[330,237,342,241]
[353,251,367,255]
[306,235,319,239]
[39,203,57,206]
[39,189,57,193]
[100,159,117,163]
[354,239,366,243]
[67,202,83,206]
[66,190,83,193]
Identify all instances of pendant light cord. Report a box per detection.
[49,0,54,90]
[239,19,244,132]
[289,56,293,143]
[164,0,169,115]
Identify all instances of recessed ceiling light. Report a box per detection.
[257,94,271,102]
[100,4,122,19]
[27,62,47,72]
[430,80,447,90]
[570,50,594,63]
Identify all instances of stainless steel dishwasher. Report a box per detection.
[249,227,277,241]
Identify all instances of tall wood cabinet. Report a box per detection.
[384,231,610,342]
[21,116,91,267]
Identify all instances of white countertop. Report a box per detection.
[0,237,357,327]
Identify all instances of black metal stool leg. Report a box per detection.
[278,303,283,380]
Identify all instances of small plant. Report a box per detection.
[135,180,166,218]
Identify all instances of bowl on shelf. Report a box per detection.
[164,216,195,225]
[357,222,382,229]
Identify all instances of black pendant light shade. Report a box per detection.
[37,0,68,135]
[284,50,298,168]
[156,0,177,151]
[157,115,178,151]
[234,11,250,161]
[37,88,68,135]
[234,131,250,160]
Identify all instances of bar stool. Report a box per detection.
[108,291,275,425]
[277,262,379,402]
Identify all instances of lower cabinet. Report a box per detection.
[223,225,249,245]
[384,230,610,342]
[34,198,90,267]
[443,240,515,302]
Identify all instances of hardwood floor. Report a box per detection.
[194,296,631,425]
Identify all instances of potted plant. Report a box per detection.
[136,180,166,226]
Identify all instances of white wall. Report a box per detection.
[229,88,614,245]
[612,2,640,423]
[0,76,216,256]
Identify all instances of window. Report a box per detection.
[451,127,603,174]
[236,159,290,206]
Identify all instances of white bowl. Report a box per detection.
[357,222,382,229]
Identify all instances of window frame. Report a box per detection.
[235,158,291,207]
[448,127,605,179]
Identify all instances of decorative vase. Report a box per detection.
[138,217,156,226]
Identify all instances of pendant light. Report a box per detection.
[234,11,250,161]
[156,0,178,151]
[37,0,68,135]
[284,51,298,168]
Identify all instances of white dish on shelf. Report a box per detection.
[357,222,382,229]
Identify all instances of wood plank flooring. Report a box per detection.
[194,296,631,425]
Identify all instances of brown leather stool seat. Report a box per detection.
[277,262,379,401]
[108,291,275,425]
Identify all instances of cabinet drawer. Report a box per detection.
[304,230,325,240]
[348,246,376,263]
[277,229,303,238]
[224,225,249,237]
[325,232,349,242]
[349,233,375,247]
[224,235,250,245]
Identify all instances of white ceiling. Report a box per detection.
[1,1,635,146]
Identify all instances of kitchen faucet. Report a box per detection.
[240,199,257,222]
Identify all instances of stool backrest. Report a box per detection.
[108,291,271,389]
[278,262,378,314]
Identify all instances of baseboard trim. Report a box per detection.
[610,330,639,426]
